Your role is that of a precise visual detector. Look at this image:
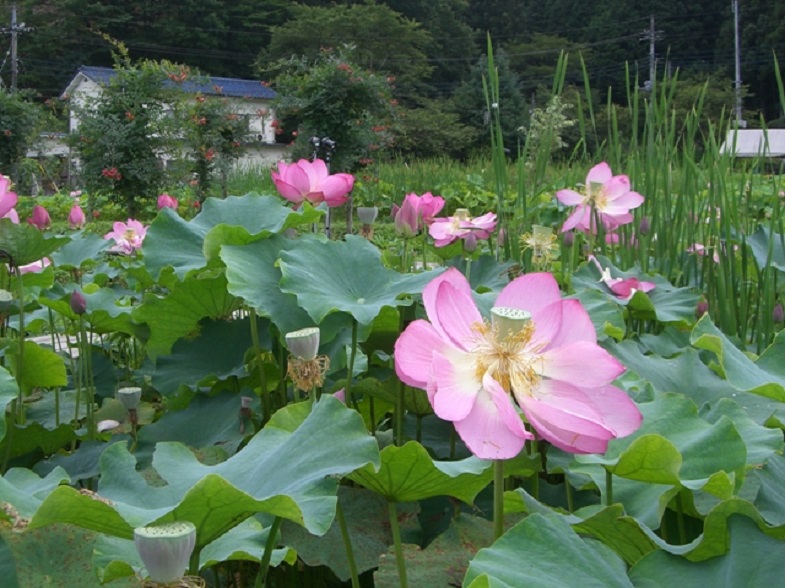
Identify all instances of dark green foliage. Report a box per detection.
[267,50,396,172]
[0,90,45,177]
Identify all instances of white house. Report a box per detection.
[719,129,785,158]
[61,65,288,170]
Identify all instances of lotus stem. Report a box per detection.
[565,478,574,513]
[14,269,24,422]
[249,309,270,422]
[388,501,408,588]
[493,459,505,541]
[605,468,613,506]
[254,516,282,588]
[345,319,359,410]
[336,501,360,588]
[676,492,687,544]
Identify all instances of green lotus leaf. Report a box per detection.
[151,316,262,393]
[578,392,746,488]
[609,339,785,426]
[691,314,785,402]
[39,287,136,335]
[463,513,633,588]
[446,255,516,292]
[629,514,785,585]
[348,441,492,503]
[0,365,18,443]
[0,466,70,519]
[143,195,322,280]
[50,231,110,269]
[0,219,70,267]
[569,288,625,342]
[30,396,379,549]
[200,516,296,568]
[279,235,443,326]
[7,340,67,394]
[750,453,785,526]
[0,524,136,588]
[133,270,241,358]
[0,422,77,462]
[747,226,785,273]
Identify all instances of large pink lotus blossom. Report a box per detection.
[394,268,641,459]
[589,256,655,300]
[28,205,51,230]
[428,209,497,250]
[272,158,354,208]
[557,162,644,234]
[104,219,147,254]
[68,205,86,229]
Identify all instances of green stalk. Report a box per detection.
[675,492,687,544]
[14,269,25,422]
[493,459,505,541]
[254,516,283,588]
[388,502,408,588]
[565,479,574,513]
[249,309,270,422]
[401,237,409,273]
[395,379,405,446]
[605,468,613,506]
[79,315,95,440]
[47,308,61,427]
[345,319,359,410]
[336,501,360,588]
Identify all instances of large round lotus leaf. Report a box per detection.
[463,513,633,588]
[279,235,443,326]
[0,219,70,267]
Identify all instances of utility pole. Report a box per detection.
[733,0,746,127]
[2,4,33,91]
[639,15,662,91]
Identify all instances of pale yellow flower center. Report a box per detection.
[471,308,542,398]
[123,229,138,241]
[587,181,608,209]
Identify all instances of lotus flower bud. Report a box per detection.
[70,290,87,315]
[134,522,196,584]
[639,216,651,236]
[68,205,86,229]
[157,193,178,210]
[285,327,320,360]
[695,299,709,319]
[117,386,142,411]
[773,303,784,324]
[28,205,51,230]
[563,231,575,248]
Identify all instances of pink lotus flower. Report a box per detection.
[157,193,178,210]
[394,268,641,459]
[272,159,354,208]
[19,257,51,274]
[392,196,419,238]
[589,256,655,300]
[557,162,644,234]
[428,209,497,249]
[28,205,51,230]
[68,205,86,229]
[0,174,18,219]
[104,219,147,254]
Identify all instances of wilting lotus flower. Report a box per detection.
[28,205,51,230]
[557,162,644,234]
[428,209,497,249]
[157,193,178,210]
[589,256,655,300]
[68,205,86,229]
[272,158,354,208]
[394,268,642,459]
[104,219,147,254]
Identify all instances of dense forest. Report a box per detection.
[1,0,784,143]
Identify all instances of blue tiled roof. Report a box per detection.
[74,65,276,100]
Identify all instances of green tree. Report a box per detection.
[0,89,45,177]
[394,99,478,160]
[267,49,396,173]
[71,52,179,216]
[261,2,433,102]
[179,90,248,201]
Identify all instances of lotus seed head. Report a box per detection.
[134,521,196,584]
[117,387,142,410]
[285,327,321,360]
